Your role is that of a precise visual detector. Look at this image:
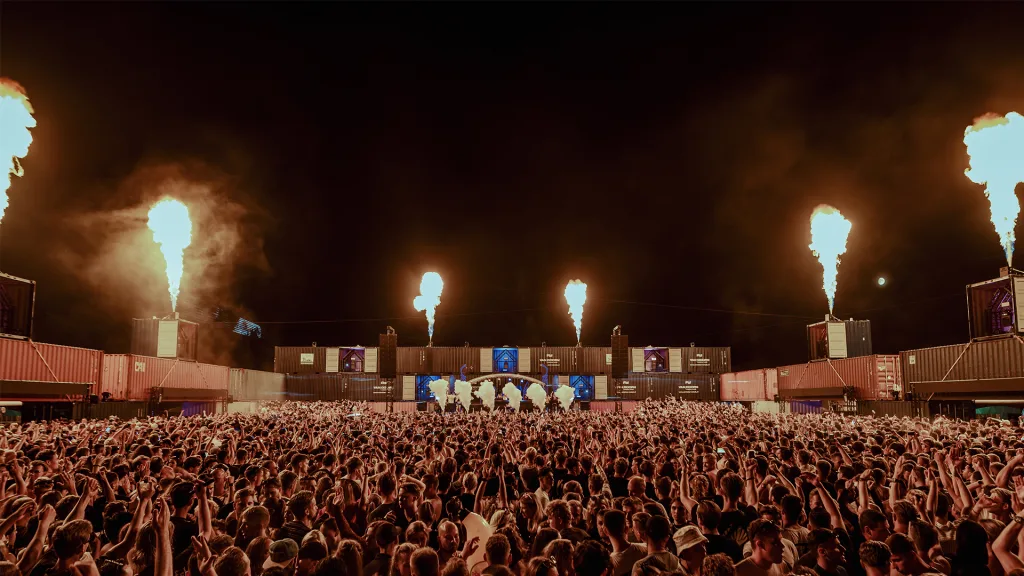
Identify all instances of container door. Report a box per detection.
[364,348,378,373]
[518,348,530,373]
[631,349,645,373]
[595,375,608,400]
[669,349,683,373]
[827,323,848,358]
[325,348,340,373]
[1014,277,1024,333]
[402,376,415,401]
[157,321,179,358]
[480,349,493,373]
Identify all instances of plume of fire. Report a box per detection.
[502,382,523,411]
[413,272,444,344]
[0,80,36,224]
[564,280,588,345]
[147,198,193,312]
[964,112,1024,267]
[808,205,852,313]
[453,379,473,412]
[474,380,496,411]
[554,384,575,411]
[428,379,449,411]
[525,382,546,410]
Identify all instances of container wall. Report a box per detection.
[0,339,104,390]
[948,338,1024,380]
[122,356,230,401]
[274,346,326,374]
[720,370,769,401]
[130,319,199,361]
[345,375,390,402]
[229,369,286,402]
[846,320,873,359]
[968,277,1016,339]
[582,347,612,374]
[101,354,129,399]
[765,368,779,399]
[429,347,481,374]
[284,374,347,401]
[612,377,649,400]
[900,344,968,391]
[531,347,581,375]
[397,347,431,374]
[87,401,148,420]
[778,356,900,400]
[646,373,719,401]
[680,347,731,373]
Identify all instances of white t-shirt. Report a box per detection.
[611,543,647,576]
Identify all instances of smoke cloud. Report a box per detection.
[554,384,575,411]
[525,382,546,409]
[428,379,449,411]
[453,379,473,412]
[474,380,496,411]
[502,382,522,411]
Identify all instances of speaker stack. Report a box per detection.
[379,330,398,379]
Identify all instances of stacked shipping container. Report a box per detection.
[776,355,900,400]
[230,369,285,402]
[901,337,1024,396]
[0,339,103,397]
[720,369,779,401]
[101,355,229,401]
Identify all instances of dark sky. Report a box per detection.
[2,3,1024,371]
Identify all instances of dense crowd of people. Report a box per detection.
[0,399,1022,576]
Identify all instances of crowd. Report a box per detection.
[0,399,1022,576]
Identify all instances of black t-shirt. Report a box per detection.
[706,533,743,562]
[169,517,199,569]
[521,467,540,492]
[719,505,758,546]
[608,477,629,498]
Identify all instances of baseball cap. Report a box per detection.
[263,539,298,569]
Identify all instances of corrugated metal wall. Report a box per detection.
[612,377,649,399]
[777,356,901,400]
[397,347,431,374]
[720,370,770,401]
[680,347,732,373]
[229,369,285,401]
[0,339,104,390]
[946,338,1024,380]
[531,347,580,375]
[645,373,719,401]
[582,347,612,374]
[131,319,199,361]
[282,374,393,401]
[274,346,326,374]
[900,344,968,389]
[99,355,229,400]
[429,347,481,373]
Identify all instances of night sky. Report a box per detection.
[2,4,1024,371]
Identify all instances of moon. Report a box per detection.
[877,277,887,287]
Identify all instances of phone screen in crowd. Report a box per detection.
[716,448,725,454]
[105,427,111,433]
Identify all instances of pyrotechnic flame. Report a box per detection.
[808,205,852,313]
[554,384,575,411]
[964,112,1024,267]
[413,272,444,342]
[0,80,36,224]
[525,382,546,410]
[428,379,449,411]
[147,198,193,312]
[502,382,522,411]
[564,280,587,344]
[453,379,473,412]
[474,380,496,411]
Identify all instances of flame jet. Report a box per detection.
[564,280,588,345]
[0,80,36,223]
[808,205,852,314]
[965,112,1024,267]
[413,272,444,345]
[148,198,193,312]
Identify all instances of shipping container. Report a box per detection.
[429,347,481,374]
[966,275,1024,340]
[346,375,392,402]
[488,348,531,374]
[229,368,285,402]
[131,318,199,361]
[643,373,719,401]
[274,346,378,374]
[611,377,650,400]
[582,347,612,374]
[928,400,976,420]
[0,272,35,340]
[777,355,901,401]
[284,374,347,401]
[397,347,432,374]
[720,369,778,402]
[680,347,731,374]
[530,347,580,375]
[100,354,230,401]
[807,319,872,361]
[901,338,1024,397]
[0,339,103,397]
[629,347,731,374]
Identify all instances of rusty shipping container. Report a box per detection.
[0,339,103,398]
[230,368,285,402]
[645,373,720,401]
[429,347,481,374]
[720,369,778,402]
[131,318,199,361]
[397,347,432,374]
[901,338,1024,397]
[777,355,901,401]
[582,347,612,374]
[531,347,580,375]
[101,354,229,401]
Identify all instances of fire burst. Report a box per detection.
[0,80,36,224]
[964,112,1024,267]
[413,272,444,344]
[809,205,852,314]
[147,198,193,312]
[564,279,587,345]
